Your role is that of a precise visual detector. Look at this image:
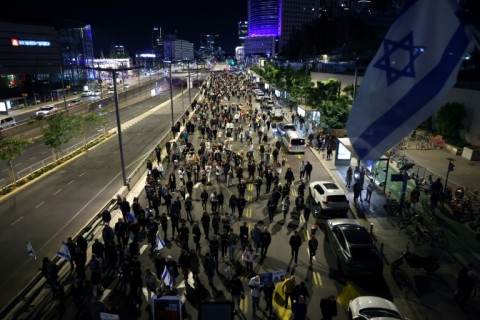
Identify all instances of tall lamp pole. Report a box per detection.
[60,66,68,110]
[187,60,192,106]
[444,158,455,195]
[84,65,141,187]
[166,61,175,126]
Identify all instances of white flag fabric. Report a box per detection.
[347,0,472,160]
[162,265,174,287]
[26,240,36,260]
[154,235,166,251]
[57,241,71,261]
[127,231,135,245]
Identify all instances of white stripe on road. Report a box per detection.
[34,201,45,209]
[79,171,87,177]
[15,162,23,167]
[11,217,24,226]
[67,180,75,185]
[53,189,62,196]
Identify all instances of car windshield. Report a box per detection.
[40,106,52,110]
[284,125,295,130]
[324,183,339,190]
[326,195,347,202]
[360,308,403,319]
[341,226,372,244]
[349,247,378,261]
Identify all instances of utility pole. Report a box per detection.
[84,65,141,187]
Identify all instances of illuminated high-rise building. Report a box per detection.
[238,21,248,41]
[244,0,316,57]
[152,25,164,59]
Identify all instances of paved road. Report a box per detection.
[4,71,480,320]
[0,86,199,308]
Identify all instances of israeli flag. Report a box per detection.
[347,0,473,161]
[57,241,71,261]
[154,235,166,251]
[26,240,36,260]
[162,265,174,287]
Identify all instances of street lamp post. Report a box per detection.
[186,60,192,106]
[444,158,455,194]
[84,65,141,187]
[166,61,175,126]
[60,66,68,110]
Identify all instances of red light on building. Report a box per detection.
[11,38,19,46]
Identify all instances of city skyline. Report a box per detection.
[1,0,247,57]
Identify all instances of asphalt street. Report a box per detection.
[3,68,480,320]
[0,85,199,308]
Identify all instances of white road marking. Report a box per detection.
[67,180,75,185]
[79,171,87,177]
[1,169,6,173]
[53,189,62,196]
[29,157,36,160]
[15,162,23,167]
[194,182,202,188]
[11,217,24,226]
[34,201,45,209]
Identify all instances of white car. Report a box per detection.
[348,296,407,320]
[81,91,93,97]
[309,181,349,217]
[67,99,82,108]
[93,90,101,96]
[36,105,58,117]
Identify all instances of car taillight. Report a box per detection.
[289,144,292,148]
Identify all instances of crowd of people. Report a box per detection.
[41,69,340,320]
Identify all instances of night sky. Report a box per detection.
[3,0,248,57]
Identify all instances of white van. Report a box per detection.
[0,116,16,130]
[282,131,306,153]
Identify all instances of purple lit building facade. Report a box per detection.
[244,0,316,57]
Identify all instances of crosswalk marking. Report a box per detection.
[140,244,148,254]
[240,294,248,312]
[100,289,112,302]
[247,195,253,202]
[312,271,322,287]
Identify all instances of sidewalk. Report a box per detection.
[307,137,480,319]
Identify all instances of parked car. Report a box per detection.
[67,99,82,108]
[81,91,93,97]
[123,84,130,89]
[325,219,383,277]
[309,181,349,217]
[35,105,58,117]
[0,116,16,130]
[275,122,296,136]
[93,90,102,96]
[348,296,407,320]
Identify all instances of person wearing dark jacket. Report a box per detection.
[292,295,307,320]
[284,167,295,185]
[289,231,302,264]
[230,274,244,314]
[260,228,272,259]
[320,295,338,320]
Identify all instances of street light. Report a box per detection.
[164,61,175,126]
[84,65,141,187]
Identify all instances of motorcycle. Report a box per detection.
[391,246,440,274]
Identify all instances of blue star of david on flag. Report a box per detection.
[374,31,423,86]
[346,0,472,161]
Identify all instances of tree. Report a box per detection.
[320,96,351,130]
[42,113,75,162]
[436,102,467,138]
[73,113,108,148]
[0,137,33,183]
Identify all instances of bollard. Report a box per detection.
[370,223,374,234]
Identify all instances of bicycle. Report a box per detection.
[411,225,449,249]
